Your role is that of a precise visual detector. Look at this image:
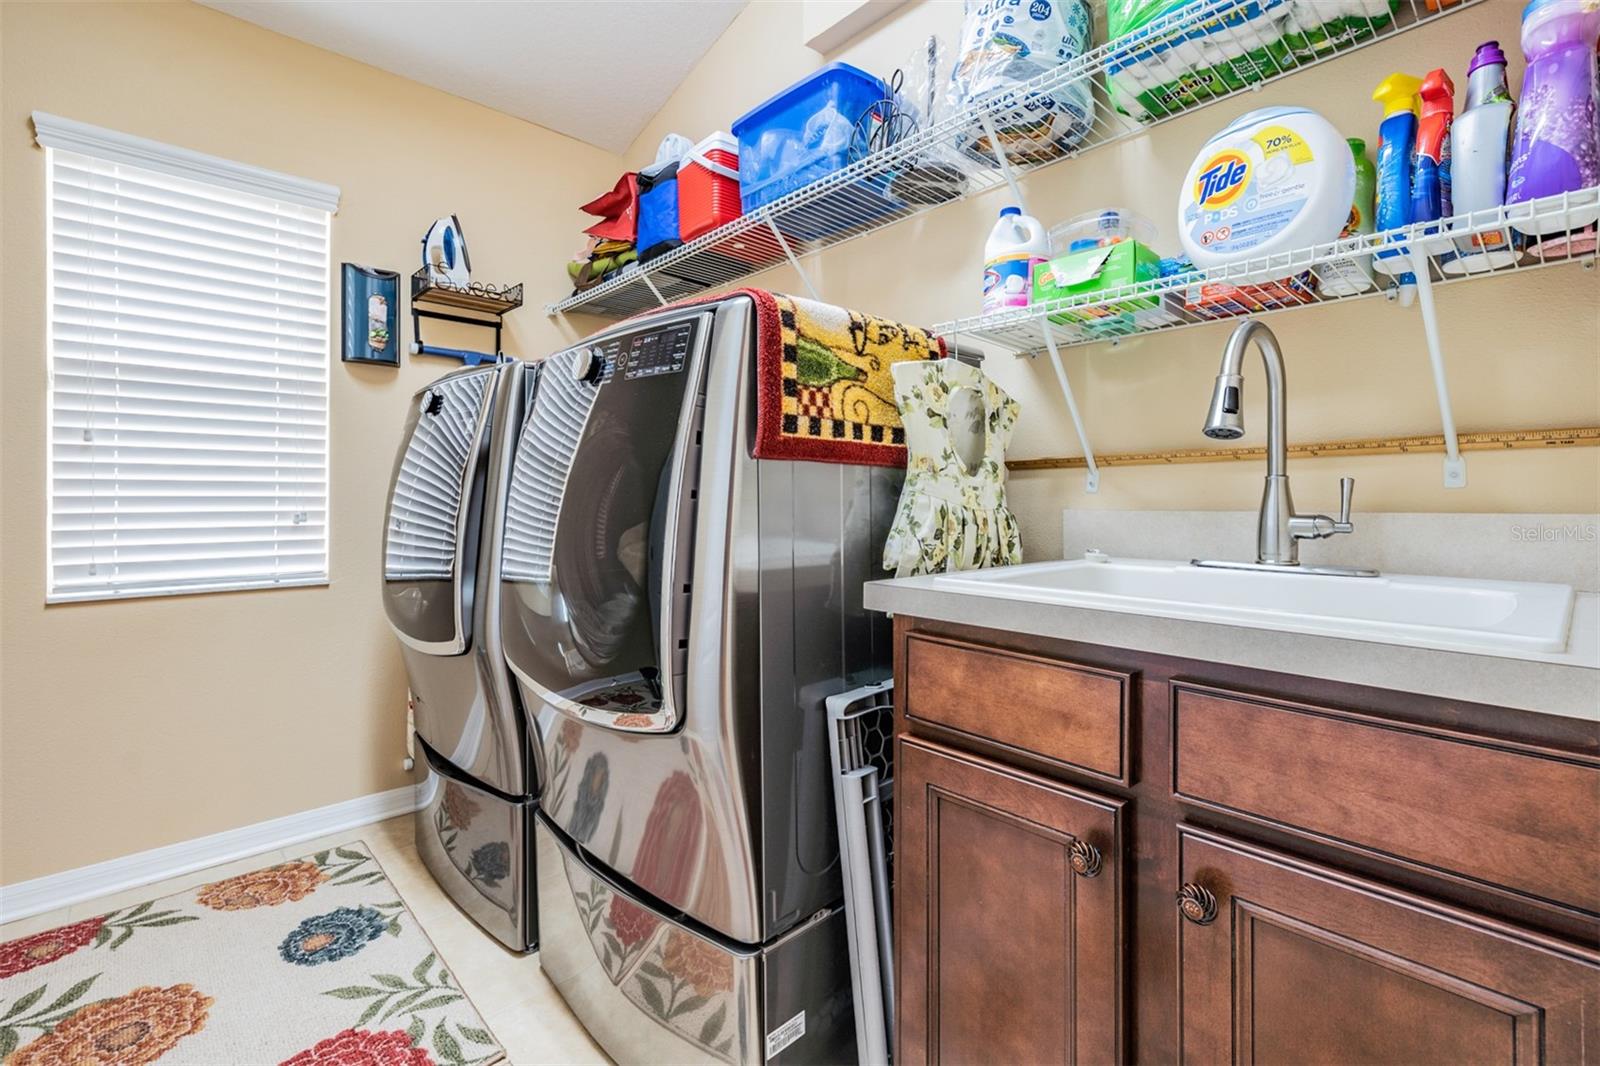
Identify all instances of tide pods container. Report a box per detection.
[1179,105,1355,268]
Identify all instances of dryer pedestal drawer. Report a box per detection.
[534,815,857,1066]
[414,741,535,952]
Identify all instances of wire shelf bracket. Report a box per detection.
[1404,246,1467,487]
[982,126,1100,491]
[1043,327,1101,493]
[769,218,822,301]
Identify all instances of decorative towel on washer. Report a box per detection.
[623,287,943,466]
[748,289,944,467]
[883,358,1023,578]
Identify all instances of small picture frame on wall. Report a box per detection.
[341,263,401,366]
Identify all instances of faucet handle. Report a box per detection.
[1335,477,1355,533]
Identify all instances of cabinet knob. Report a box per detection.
[1068,840,1102,878]
[1177,883,1218,925]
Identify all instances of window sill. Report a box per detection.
[46,575,330,605]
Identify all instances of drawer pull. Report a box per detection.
[1178,883,1218,925]
[1068,840,1103,878]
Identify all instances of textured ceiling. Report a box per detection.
[200,1,749,153]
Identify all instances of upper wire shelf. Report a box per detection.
[548,0,1483,320]
[933,186,1600,353]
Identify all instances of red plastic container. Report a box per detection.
[678,132,743,241]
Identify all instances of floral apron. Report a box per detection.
[883,359,1022,578]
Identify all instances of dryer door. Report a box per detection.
[500,312,710,735]
[382,366,497,654]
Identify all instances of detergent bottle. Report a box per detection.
[1507,0,1600,236]
[1321,138,1379,296]
[982,207,1049,315]
[1448,41,1518,271]
[1372,73,1424,282]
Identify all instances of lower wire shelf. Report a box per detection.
[934,186,1600,354]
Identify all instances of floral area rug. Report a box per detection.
[0,842,503,1065]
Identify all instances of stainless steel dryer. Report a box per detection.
[381,360,537,952]
[499,295,898,1063]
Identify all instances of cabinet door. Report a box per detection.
[1177,827,1600,1065]
[896,736,1123,1065]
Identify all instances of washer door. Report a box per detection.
[381,366,497,654]
[500,313,709,734]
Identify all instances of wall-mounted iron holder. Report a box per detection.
[410,268,524,366]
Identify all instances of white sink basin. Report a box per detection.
[932,557,1576,656]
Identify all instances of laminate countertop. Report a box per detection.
[864,572,1600,723]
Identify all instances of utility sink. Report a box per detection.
[932,557,1576,657]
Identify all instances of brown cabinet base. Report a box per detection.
[891,615,1600,1065]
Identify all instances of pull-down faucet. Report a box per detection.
[1193,319,1376,577]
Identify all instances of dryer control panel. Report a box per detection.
[616,319,694,380]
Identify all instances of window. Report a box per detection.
[35,113,340,602]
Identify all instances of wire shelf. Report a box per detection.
[548,0,1483,320]
[934,186,1600,354]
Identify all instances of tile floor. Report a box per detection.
[0,815,610,1066]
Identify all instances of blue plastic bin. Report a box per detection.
[731,62,900,242]
[636,163,682,261]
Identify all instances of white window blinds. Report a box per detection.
[38,113,340,602]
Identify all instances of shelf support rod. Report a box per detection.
[639,270,668,308]
[766,218,820,301]
[1039,325,1100,493]
[979,110,1028,214]
[1407,246,1467,488]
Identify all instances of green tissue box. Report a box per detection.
[1032,240,1161,326]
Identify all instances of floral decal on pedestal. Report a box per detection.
[441,783,480,834]
[568,754,609,844]
[624,928,737,1062]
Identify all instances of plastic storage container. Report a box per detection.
[678,131,743,242]
[1178,105,1355,268]
[636,163,682,261]
[731,62,899,240]
[1050,208,1159,253]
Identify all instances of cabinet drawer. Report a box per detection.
[903,633,1131,785]
[1173,684,1600,913]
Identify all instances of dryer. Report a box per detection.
[499,296,898,1062]
[381,360,536,951]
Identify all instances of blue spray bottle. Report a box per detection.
[1372,73,1423,288]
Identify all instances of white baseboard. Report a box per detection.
[0,783,422,925]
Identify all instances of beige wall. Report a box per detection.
[0,1,615,884]
[2,0,1596,887]
[620,0,1600,558]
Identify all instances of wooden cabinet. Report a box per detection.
[1177,827,1600,1065]
[895,736,1123,1065]
[892,618,1600,1066]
